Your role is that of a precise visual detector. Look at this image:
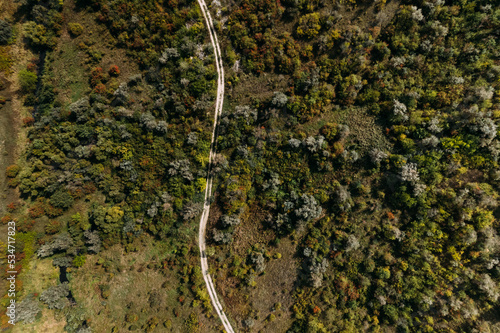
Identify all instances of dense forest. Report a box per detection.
[1,0,500,332]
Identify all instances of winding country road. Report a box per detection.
[196,0,235,332]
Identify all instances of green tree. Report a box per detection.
[19,69,38,93]
[68,23,83,37]
[72,255,86,268]
[50,190,74,209]
[297,13,321,39]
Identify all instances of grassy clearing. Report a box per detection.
[49,0,141,106]
[50,42,89,105]
[334,106,391,153]
[18,259,60,297]
[8,259,64,333]
[69,235,219,332]
[211,205,298,332]
[297,106,391,153]
[228,71,290,108]
[248,238,297,332]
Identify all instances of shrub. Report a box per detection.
[50,190,74,209]
[297,13,321,39]
[6,202,17,212]
[100,284,110,299]
[44,220,61,234]
[17,219,35,232]
[45,205,63,218]
[23,93,36,106]
[221,215,241,227]
[1,214,12,224]
[23,116,35,126]
[40,283,70,309]
[19,69,38,93]
[108,65,120,76]
[126,313,138,323]
[15,298,41,324]
[163,319,172,329]
[146,316,159,332]
[68,23,83,37]
[271,92,288,107]
[294,194,322,222]
[84,230,101,253]
[250,252,266,273]
[27,63,37,72]
[320,123,338,141]
[243,317,255,328]
[6,164,20,178]
[72,255,86,268]
[93,83,106,94]
[24,21,57,49]
[87,47,103,63]
[213,229,232,244]
[90,67,104,86]
[37,233,73,257]
[28,204,45,218]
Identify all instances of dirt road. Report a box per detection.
[196,1,235,332]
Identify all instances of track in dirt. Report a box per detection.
[196,1,235,332]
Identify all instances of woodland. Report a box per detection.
[0,0,499,332]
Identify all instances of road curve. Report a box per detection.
[196,1,235,332]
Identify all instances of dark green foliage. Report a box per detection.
[0,19,12,44]
[13,0,217,259]
[50,190,74,209]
